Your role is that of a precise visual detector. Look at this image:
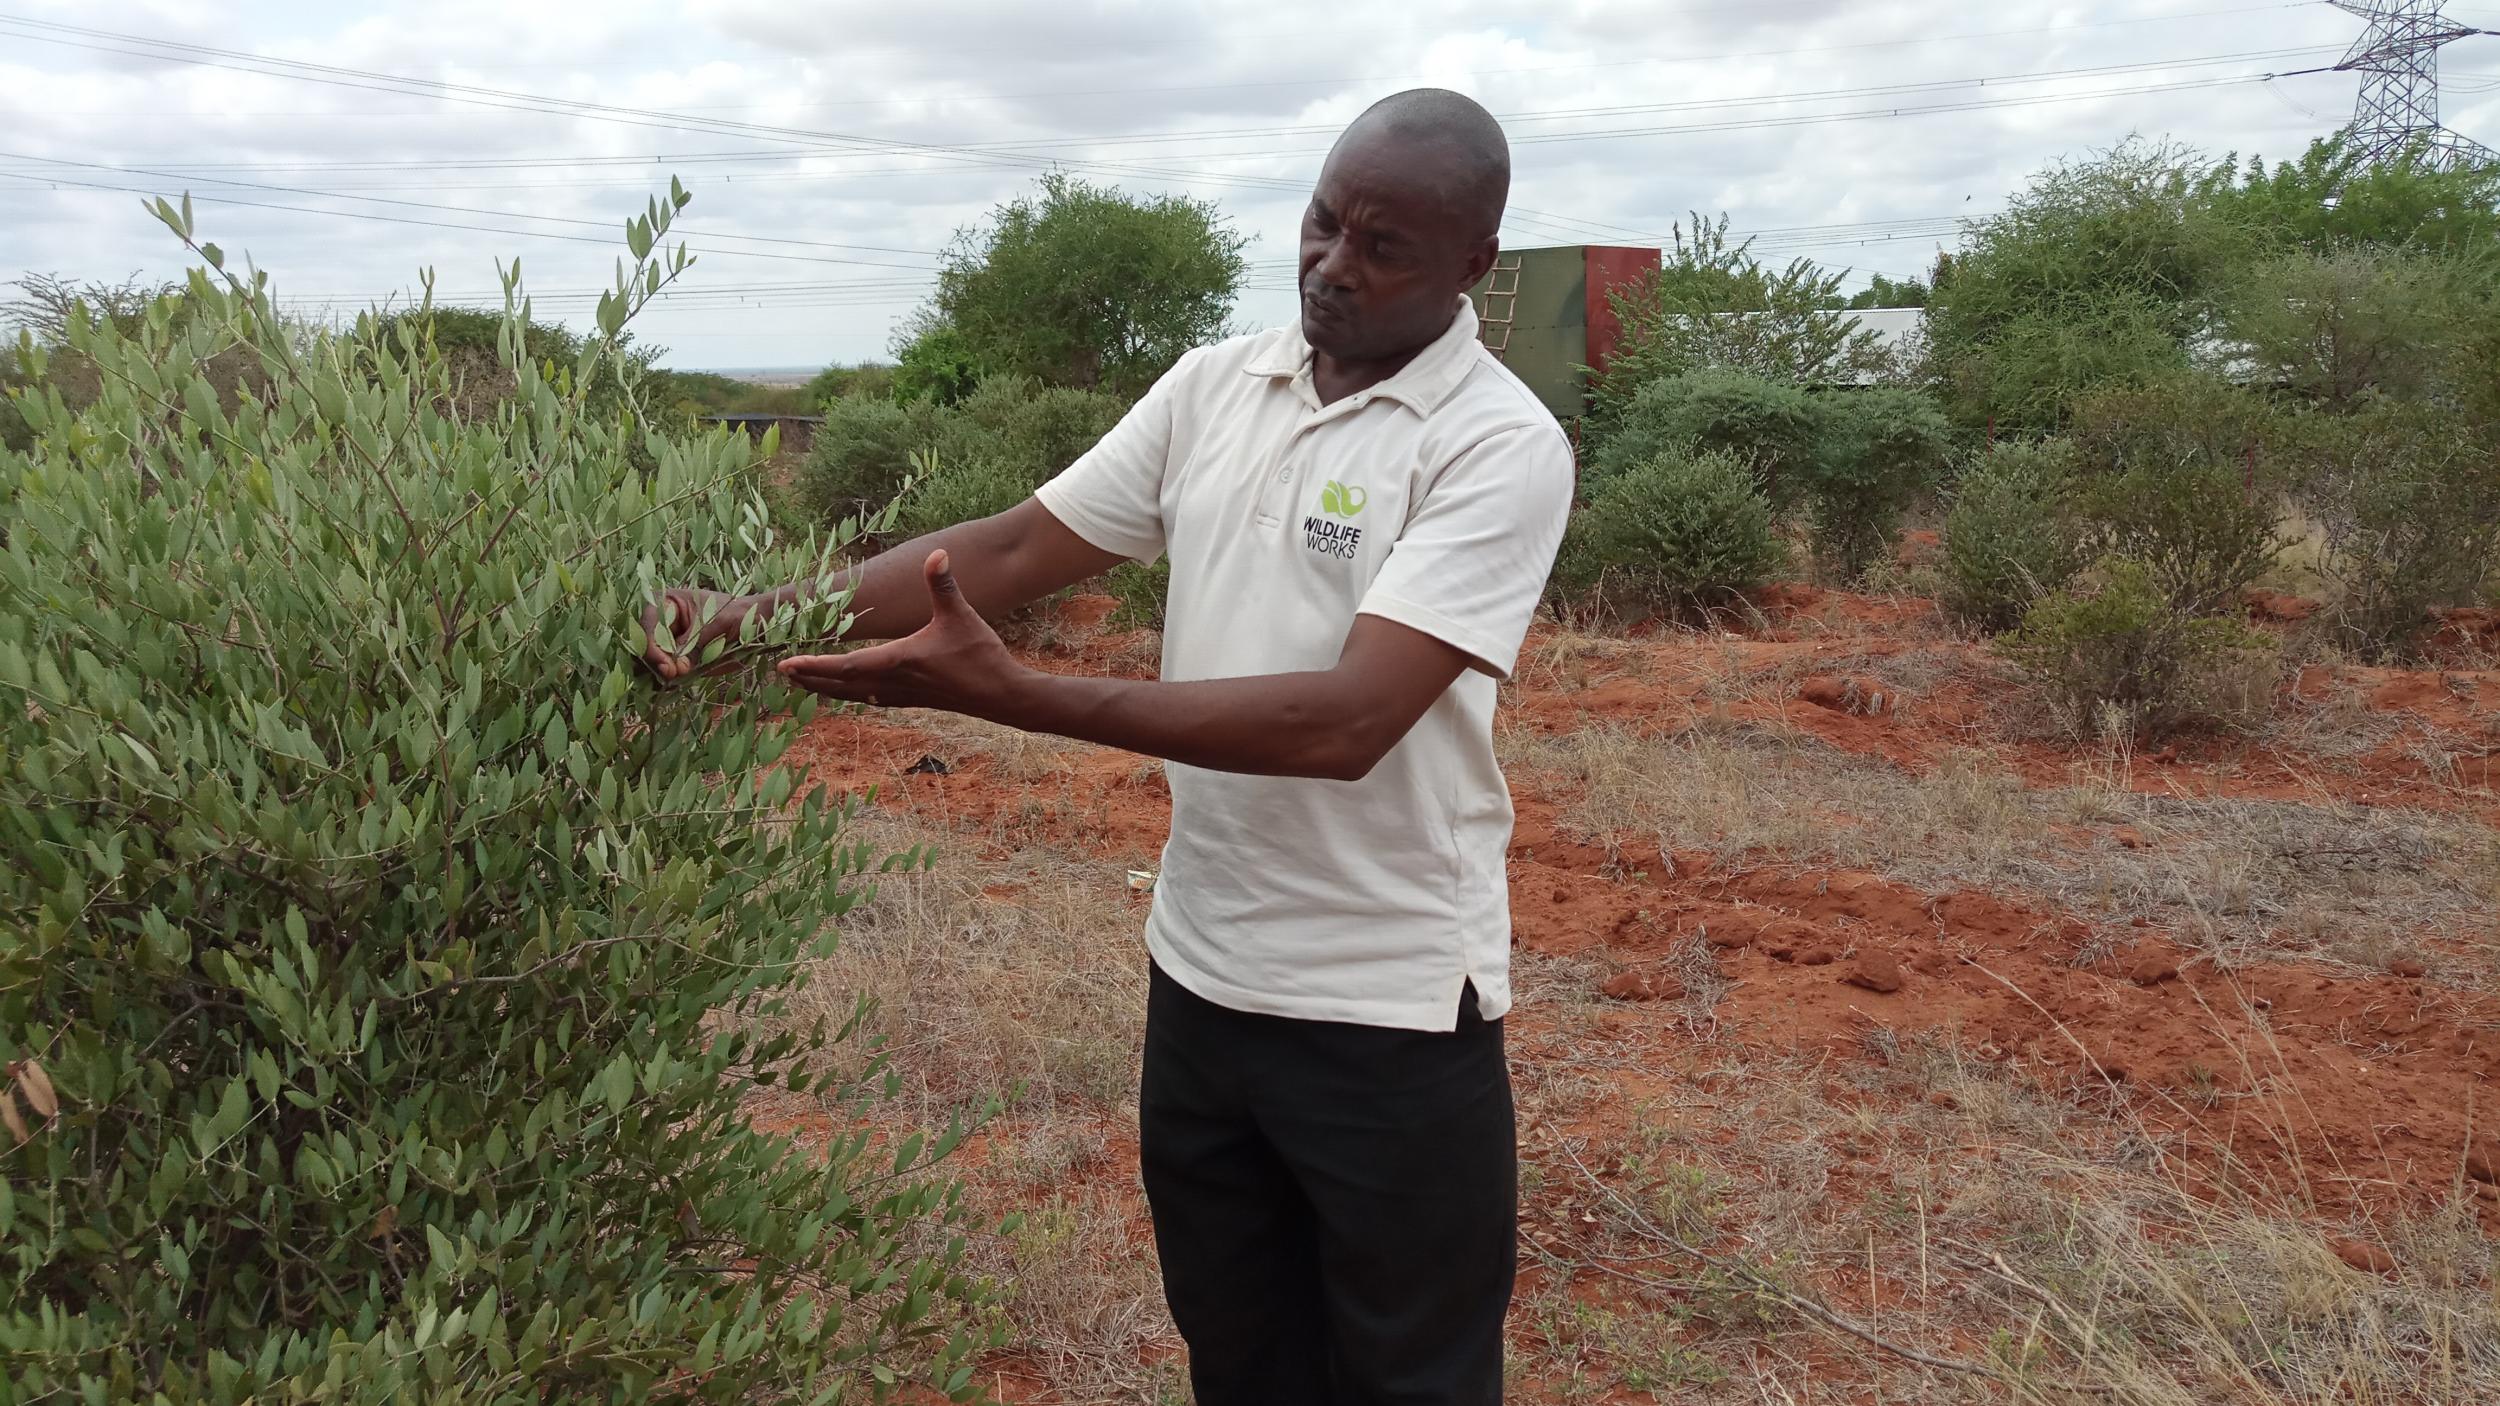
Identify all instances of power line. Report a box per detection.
[1,2,2319,120]
[0,14,2348,205]
[0,152,944,261]
[0,170,939,270]
[3,42,2341,181]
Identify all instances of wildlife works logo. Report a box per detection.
[1302,480,1366,560]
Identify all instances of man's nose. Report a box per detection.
[1312,236,1358,291]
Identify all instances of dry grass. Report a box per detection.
[1519,1033,2500,1405]
[786,815,1149,1121]
[735,661,2499,1403]
[756,809,1181,1401]
[1500,721,2500,975]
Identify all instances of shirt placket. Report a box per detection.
[1253,378,1376,530]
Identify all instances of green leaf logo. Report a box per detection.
[1320,481,1367,516]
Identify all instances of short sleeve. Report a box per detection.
[1356,423,1574,680]
[1032,351,1195,563]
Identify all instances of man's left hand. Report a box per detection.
[776,549,1029,717]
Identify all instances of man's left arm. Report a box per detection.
[779,424,1573,781]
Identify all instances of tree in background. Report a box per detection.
[1924,136,2500,436]
[2209,134,2500,256]
[928,174,1247,399]
[803,360,896,406]
[2220,245,2496,412]
[1840,272,1929,310]
[1922,139,2249,434]
[1590,213,1890,431]
[888,316,981,408]
[3,273,240,451]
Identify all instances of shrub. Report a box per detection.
[2064,375,2286,615]
[1589,369,1822,510]
[2071,463,2283,618]
[1586,213,1891,432]
[801,375,1125,543]
[1553,448,1785,616]
[891,321,981,407]
[1806,388,1957,580]
[1930,288,2188,436]
[1921,139,2248,434]
[0,199,994,1401]
[2219,247,2494,412]
[1940,440,2090,632]
[800,394,944,527]
[889,378,1127,541]
[2000,558,2276,739]
[2282,404,2500,658]
[804,360,897,406]
[1106,558,1170,631]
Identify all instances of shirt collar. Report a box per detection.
[1244,295,1483,417]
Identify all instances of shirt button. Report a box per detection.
[1279,468,1293,481]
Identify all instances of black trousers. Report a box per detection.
[1140,963,1516,1406]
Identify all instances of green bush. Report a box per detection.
[1921,140,2248,434]
[1106,558,1170,631]
[1940,440,2090,632]
[2220,247,2496,413]
[1589,369,1822,510]
[1806,388,1957,580]
[0,349,28,455]
[2062,375,2286,615]
[800,394,945,527]
[891,321,981,408]
[2282,404,2500,658]
[1553,448,1785,616]
[802,375,1126,543]
[804,360,897,406]
[2000,558,2276,740]
[0,200,994,1401]
[2070,461,2283,618]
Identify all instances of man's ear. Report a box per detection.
[1457,237,1499,293]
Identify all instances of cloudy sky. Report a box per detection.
[3,1,2496,370]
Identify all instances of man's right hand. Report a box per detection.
[639,586,749,681]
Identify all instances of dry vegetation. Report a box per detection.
[740,586,2500,1404]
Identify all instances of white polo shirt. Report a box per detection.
[1033,297,1573,1032]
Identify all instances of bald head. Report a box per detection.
[1334,89,1511,242]
[1299,90,1511,367]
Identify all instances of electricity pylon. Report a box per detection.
[2330,0,2496,169]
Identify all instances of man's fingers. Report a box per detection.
[922,549,971,615]
[777,652,896,705]
[638,601,682,679]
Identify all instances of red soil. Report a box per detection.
[761,588,2500,1395]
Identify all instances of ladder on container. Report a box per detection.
[1477,254,1521,359]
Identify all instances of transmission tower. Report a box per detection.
[2331,0,2497,169]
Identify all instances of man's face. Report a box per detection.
[1298,140,1492,362]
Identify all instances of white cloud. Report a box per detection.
[0,0,2468,367]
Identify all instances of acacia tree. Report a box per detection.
[2208,134,2500,255]
[1589,213,1890,432]
[1921,140,2247,434]
[928,174,1247,399]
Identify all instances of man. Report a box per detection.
[645,88,1571,1405]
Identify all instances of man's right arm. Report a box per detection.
[744,497,1129,640]
[642,498,1127,679]
[645,346,1193,680]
